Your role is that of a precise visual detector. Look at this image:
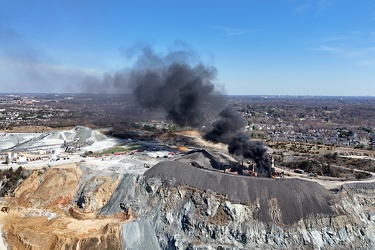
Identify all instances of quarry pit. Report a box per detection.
[0,126,375,249]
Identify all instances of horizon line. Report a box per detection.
[0,92,374,98]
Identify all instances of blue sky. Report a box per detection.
[0,0,375,96]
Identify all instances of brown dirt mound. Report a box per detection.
[14,166,81,209]
[1,164,128,249]
[2,210,122,250]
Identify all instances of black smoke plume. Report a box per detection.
[227,132,271,175]
[83,44,270,172]
[203,106,271,173]
[131,62,220,127]
[203,106,247,144]
[83,46,224,128]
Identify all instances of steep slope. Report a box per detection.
[1,164,126,249]
[14,163,81,209]
[1,159,375,249]
[145,161,336,224]
[99,164,375,249]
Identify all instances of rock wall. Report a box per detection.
[74,165,121,212]
[2,162,375,249]
[99,167,375,249]
[4,221,121,250]
[14,165,82,209]
[121,219,161,250]
[1,164,126,250]
[145,161,336,224]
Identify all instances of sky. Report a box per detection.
[0,0,375,96]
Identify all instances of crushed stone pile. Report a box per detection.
[178,149,221,170]
[177,149,236,171]
[0,126,110,152]
[341,182,375,191]
[0,133,35,150]
[69,126,107,144]
[145,161,337,224]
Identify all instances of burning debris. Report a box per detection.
[202,105,271,176]
[202,106,271,176]
[227,132,271,177]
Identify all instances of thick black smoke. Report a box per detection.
[83,45,270,172]
[129,47,272,172]
[203,106,247,144]
[130,62,220,127]
[203,106,271,173]
[83,46,224,128]
[227,132,271,175]
[204,113,271,173]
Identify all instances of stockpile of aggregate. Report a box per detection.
[40,126,108,145]
[341,182,375,192]
[68,126,107,144]
[0,133,31,150]
[47,131,66,140]
[178,149,235,171]
[0,126,109,151]
[145,161,337,224]
[178,149,219,170]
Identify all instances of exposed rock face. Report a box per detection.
[74,165,121,213]
[2,162,375,249]
[145,162,336,224]
[122,219,161,250]
[14,164,82,209]
[99,164,375,249]
[4,218,121,250]
[1,164,125,250]
[336,183,375,245]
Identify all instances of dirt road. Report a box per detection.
[275,165,375,190]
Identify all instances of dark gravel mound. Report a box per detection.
[145,161,337,224]
[341,182,375,191]
[179,149,222,170]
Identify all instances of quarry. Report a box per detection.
[2,1,375,249]
[0,126,375,249]
[1,49,375,250]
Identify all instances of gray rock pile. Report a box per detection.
[97,161,375,249]
[145,161,336,224]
